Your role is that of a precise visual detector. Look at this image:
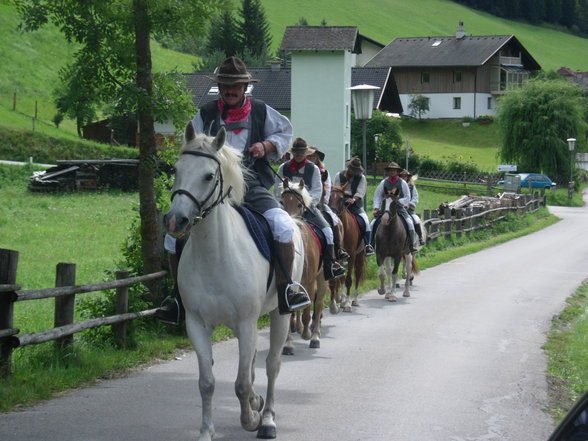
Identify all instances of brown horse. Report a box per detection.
[279,179,327,351]
[328,184,366,312]
[375,190,420,301]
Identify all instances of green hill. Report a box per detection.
[1,0,586,168]
[263,0,588,72]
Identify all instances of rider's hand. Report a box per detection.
[345,197,356,205]
[248,142,266,159]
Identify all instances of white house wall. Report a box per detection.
[291,51,352,176]
[399,92,496,119]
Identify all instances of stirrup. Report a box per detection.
[155,296,180,325]
[338,249,350,260]
[285,282,311,312]
[330,263,346,279]
[365,244,375,256]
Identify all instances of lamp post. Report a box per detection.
[349,84,380,209]
[567,137,576,198]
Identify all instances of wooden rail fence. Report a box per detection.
[421,193,545,241]
[0,248,166,379]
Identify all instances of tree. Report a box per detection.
[15,0,220,303]
[205,10,239,58]
[351,110,403,166]
[497,78,586,177]
[408,94,430,119]
[237,0,272,60]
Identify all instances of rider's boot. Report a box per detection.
[415,223,425,245]
[408,230,418,253]
[333,225,349,260]
[364,231,375,256]
[274,241,311,315]
[323,244,346,280]
[155,248,185,325]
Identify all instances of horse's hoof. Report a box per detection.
[351,300,359,306]
[282,346,294,356]
[403,292,410,297]
[343,306,352,313]
[309,340,320,349]
[257,424,277,439]
[251,395,265,412]
[329,304,339,314]
[378,287,385,295]
[386,295,398,302]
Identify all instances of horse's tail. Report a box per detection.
[412,256,420,275]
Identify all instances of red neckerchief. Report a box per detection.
[289,158,308,174]
[217,97,251,134]
[388,175,399,185]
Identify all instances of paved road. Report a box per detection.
[2,194,587,441]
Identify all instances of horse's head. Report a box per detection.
[381,189,400,225]
[328,183,349,215]
[164,122,245,237]
[280,178,311,219]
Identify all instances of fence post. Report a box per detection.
[54,263,76,352]
[431,209,439,238]
[456,209,463,239]
[114,271,129,348]
[444,208,452,239]
[423,210,431,240]
[0,249,19,379]
[465,207,472,238]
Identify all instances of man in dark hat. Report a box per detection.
[275,137,345,280]
[333,157,375,256]
[399,169,425,246]
[371,161,417,252]
[160,56,310,321]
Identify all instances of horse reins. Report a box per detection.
[329,187,350,217]
[171,150,232,224]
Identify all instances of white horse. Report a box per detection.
[165,123,304,440]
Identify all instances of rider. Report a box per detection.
[399,169,425,246]
[157,56,310,322]
[332,157,375,256]
[274,137,345,280]
[371,162,417,253]
[306,146,349,260]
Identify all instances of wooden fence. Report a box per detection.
[421,192,545,242]
[0,248,167,379]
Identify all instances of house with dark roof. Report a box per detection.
[279,26,390,174]
[366,22,541,119]
[557,67,588,91]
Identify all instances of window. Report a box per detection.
[487,97,492,109]
[453,97,461,109]
[421,72,430,83]
[454,71,462,82]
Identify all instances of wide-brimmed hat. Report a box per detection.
[384,161,402,171]
[347,157,364,173]
[290,137,311,156]
[207,56,259,85]
[399,169,411,176]
[306,147,325,161]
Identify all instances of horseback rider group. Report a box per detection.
[157,56,424,324]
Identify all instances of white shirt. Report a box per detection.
[373,177,411,210]
[275,161,322,205]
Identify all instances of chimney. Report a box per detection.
[456,21,467,39]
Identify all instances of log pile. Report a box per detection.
[438,193,521,218]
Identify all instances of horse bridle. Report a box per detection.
[329,187,349,217]
[170,150,232,224]
[281,188,308,218]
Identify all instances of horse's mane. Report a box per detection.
[181,133,248,204]
[280,181,312,208]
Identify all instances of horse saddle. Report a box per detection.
[305,222,326,257]
[234,205,272,262]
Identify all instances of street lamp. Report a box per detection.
[349,84,380,209]
[567,137,576,198]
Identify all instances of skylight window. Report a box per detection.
[207,85,254,95]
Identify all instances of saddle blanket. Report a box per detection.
[234,205,272,262]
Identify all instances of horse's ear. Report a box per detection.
[212,127,226,151]
[185,121,196,143]
[298,179,305,190]
[283,177,290,188]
